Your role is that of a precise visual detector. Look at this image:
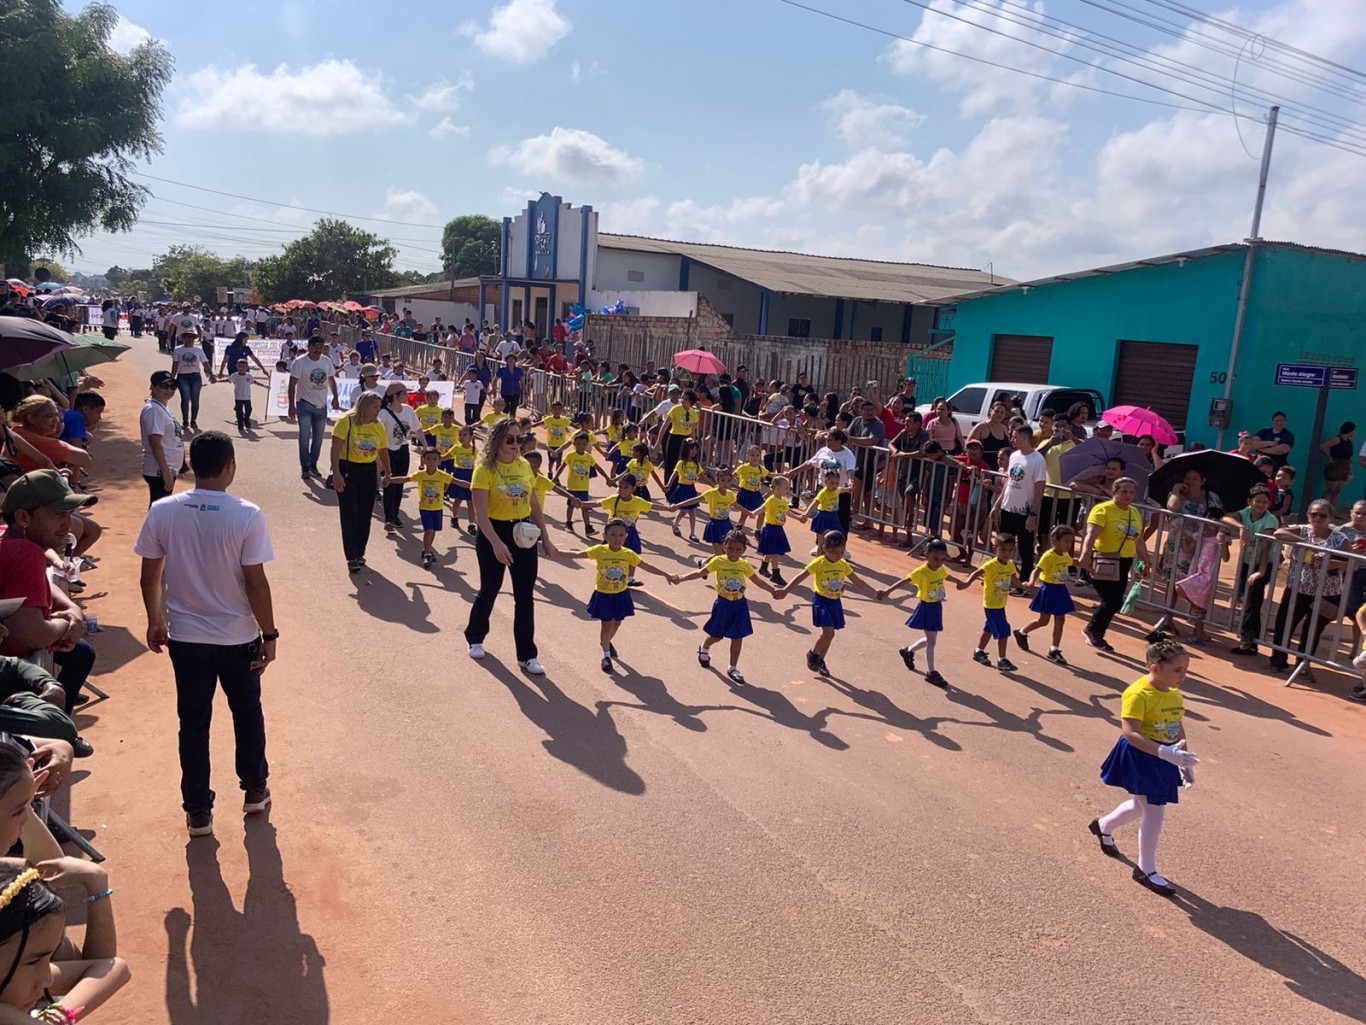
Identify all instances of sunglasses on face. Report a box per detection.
[502,435,520,445]
[1310,512,1330,519]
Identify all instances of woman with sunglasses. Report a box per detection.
[330,392,390,573]
[1267,499,1351,674]
[465,417,559,674]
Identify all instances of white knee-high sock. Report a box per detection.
[1098,797,1142,835]
[1138,801,1166,877]
[919,632,938,672]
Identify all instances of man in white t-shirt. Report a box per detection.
[135,430,277,837]
[995,423,1047,584]
[253,307,269,337]
[494,333,522,361]
[287,335,340,480]
[140,371,185,505]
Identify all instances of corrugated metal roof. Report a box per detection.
[934,239,1366,305]
[597,233,1008,304]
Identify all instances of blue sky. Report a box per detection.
[70,0,1366,281]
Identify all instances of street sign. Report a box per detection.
[1275,363,1357,389]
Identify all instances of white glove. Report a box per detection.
[1158,739,1200,770]
[1180,765,1196,787]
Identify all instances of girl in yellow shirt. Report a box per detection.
[665,467,737,553]
[798,470,845,548]
[876,540,965,687]
[957,533,1022,672]
[664,439,705,542]
[568,518,679,673]
[1015,524,1077,664]
[1093,636,1199,897]
[676,528,780,684]
[755,476,794,586]
[733,445,768,526]
[774,529,876,676]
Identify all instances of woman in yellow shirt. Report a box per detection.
[464,417,559,673]
[330,391,391,573]
[1078,477,1151,653]
[661,388,699,484]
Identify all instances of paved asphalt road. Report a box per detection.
[74,339,1365,1024]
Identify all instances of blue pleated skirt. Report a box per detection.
[1030,582,1076,615]
[703,596,753,639]
[736,487,764,512]
[624,525,641,554]
[667,483,698,505]
[812,594,846,629]
[1100,737,1181,806]
[907,601,944,632]
[756,523,790,555]
[703,516,732,544]
[811,510,841,534]
[587,589,635,622]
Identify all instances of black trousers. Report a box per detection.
[465,403,481,425]
[1087,557,1134,640]
[382,446,410,525]
[145,473,172,506]
[168,639,268,813]
[662,431,687,482]
[1235,561,1271,643]
[338,459,378,561]
[999,509,1037,580]
[465,519,539,661]
[234,399,252,428]
[1268,589,1336,667]
[52,639,95,713]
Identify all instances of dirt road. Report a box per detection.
[75,340,1365,1024]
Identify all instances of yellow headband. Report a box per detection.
[0,869,39,913]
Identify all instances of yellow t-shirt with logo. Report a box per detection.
[674,460,702,485]
[706,554,754,600]
[414,404,444,432]
[587,544,640,595]
[543,415,572,448]
[563,451,597,491]
[980,557,1016,609]
[805,556,851,600]
[813,485,841,512]
[600,494,652,526]
[700,488,736,520]
[1036,548,1073,585]
[1087,501,1142,558]
[667,404,699,436]
[430,423,461,456]
[603,422,623,445]
[735,462,766,492]
[481,410,504,428]
[1120,676,1184,744]
[471,458,534,520]
[761,495,790,526]
[626,458,655,484]
[448,444,477,477]
[333,414,385,464]
[533,473,555,504]
[411,469,455,512]
[909,564,948,603]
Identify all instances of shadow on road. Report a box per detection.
[479,659,646,795]
[1173,887,1366,1024]
[166,816,328,1024]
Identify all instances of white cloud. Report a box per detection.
[409,73,474,113]
[663,197,785,244]
[460,0,571,64]
[429,117,471,140]
[489,127,643,186]
[885,0,1073,116]
[598,197,661,235]
[374,189,440,225]
[819,90,925,148]
[108,16,152,53]
[176,60,407,134]
[570,60,603,84]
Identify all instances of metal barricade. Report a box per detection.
[1129,505,1241,633]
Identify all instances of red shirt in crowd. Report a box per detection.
[0,530,52,657]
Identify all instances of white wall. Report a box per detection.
[586,289,697,317]
[506,198,594,280]
[594,248,681,291]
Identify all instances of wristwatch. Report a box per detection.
[260,630,280,642]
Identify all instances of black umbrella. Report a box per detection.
[1146,450,1267,511]
[0,316,76,371]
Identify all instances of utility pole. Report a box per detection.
[1216,105,1279,450]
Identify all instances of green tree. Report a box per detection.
[0,1,173,273]
[440,214,500,278]
[149,245,252,300]
[252,218,397,302]
[31,258,69,283]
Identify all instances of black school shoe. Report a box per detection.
[1088,818,1120,858]
[923,670,948,688]
[1132,866,1176,897]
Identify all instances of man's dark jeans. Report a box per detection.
[52,639,95,713]
[168,639,268,814]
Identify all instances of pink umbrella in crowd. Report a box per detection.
[673,348,726,375]
[1102,405,1179,445]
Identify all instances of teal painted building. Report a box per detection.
[932,241,1366,490]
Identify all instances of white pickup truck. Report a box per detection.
[916,383,1107,436]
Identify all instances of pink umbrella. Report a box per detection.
[1102,404,1179,445]
[673,348,726,375]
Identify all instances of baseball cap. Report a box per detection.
[2,470,97,514]
[360,363,379,377]
[1096,419,1112,429]
[150,370,175,388]
[668,384,681,393]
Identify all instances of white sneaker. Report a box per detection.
[518,658,545,675]
[468,643,486,660]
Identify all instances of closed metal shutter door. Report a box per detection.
[1113,340,1198,429]
[989,334,1054,383]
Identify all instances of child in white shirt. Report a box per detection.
[229,358,255,430]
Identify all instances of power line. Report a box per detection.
[773,0,1231,112]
